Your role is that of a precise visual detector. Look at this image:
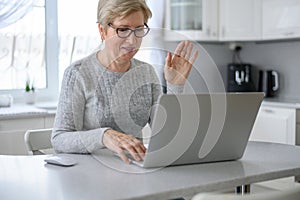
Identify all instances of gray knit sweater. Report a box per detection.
[52,52,183,153]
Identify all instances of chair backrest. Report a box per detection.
[191,186,300,200]
[24,128,53,155]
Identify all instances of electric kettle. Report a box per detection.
[258,70,279,97]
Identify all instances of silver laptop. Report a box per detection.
[125,92,264,168]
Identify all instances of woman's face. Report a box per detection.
[100,11,145,63]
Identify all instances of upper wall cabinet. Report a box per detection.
[163,0,300,42]
[262,0,300,40]
[219,0,262,41]
[164,0,219,41]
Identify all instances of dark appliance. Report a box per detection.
[227,63,256,92]
[258,70,279,97]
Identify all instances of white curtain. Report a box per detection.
[0,0,34,29]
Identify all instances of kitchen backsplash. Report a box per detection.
[198,41,300,102]
[240,41,300,101]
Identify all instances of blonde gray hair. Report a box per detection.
[97,0,152,31]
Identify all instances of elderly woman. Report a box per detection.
[52,0,198,164]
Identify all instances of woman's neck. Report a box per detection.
[97,51,131,72]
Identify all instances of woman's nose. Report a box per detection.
[126,32,138,44]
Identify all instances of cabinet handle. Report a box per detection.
[263,109,274,114]
[206,27,211,36]
[222,27,225,38]
[284,32,294,36]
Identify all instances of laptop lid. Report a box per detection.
[142,92,264,168]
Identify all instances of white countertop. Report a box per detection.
[1,142,300,200]
[262,98,300,109]
[0,102,57,120]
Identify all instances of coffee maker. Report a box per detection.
[227,63,256,92]
[227,44,256,92]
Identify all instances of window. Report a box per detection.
[0,0,45,90]
[57,0,99,87]
[0,0,58,102]
[0,0,164,103]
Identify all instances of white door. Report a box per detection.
[250,105,296,145]
[164,0,218,41]
[262,0,300,40]
[219,0,262,41]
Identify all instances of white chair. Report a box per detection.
[191,186,300,200]
[24,128,53,155]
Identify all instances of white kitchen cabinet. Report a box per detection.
[164,0,218,41]
[0,115,55,155]
[251,102,300,182]
[262,0,300,40]
[164,0,300,42]
[219,0,262,41]
[249,105,296,145]
[45,116,55,128]
[297,110,300,145]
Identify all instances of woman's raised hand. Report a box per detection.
[164,41,199,85]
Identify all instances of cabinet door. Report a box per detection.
[0,118,45,155]
[219,0,262,41]
[262,0,300,40]
[250,106,296,145]
[45,115,55,128]
[164,0,218,41]
[296,110,300,145]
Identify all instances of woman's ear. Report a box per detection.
[98,23,106,41]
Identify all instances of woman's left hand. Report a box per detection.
[164,41,199,85]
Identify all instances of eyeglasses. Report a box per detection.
[107,23,150,38]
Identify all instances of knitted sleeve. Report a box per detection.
[51,65,107,153]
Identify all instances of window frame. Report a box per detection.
[0,0,59,103]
